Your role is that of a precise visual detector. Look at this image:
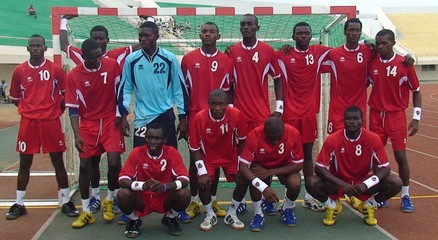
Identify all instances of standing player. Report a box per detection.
[66,39,125,228]
[227,13,284,215]
[239,117,304,232]
[368,29,422,212]
[118,123,190,238]
[118,21,188,150]
[180,21,233,221]
[189,90,248,231]
[6,34,79,220]
[306,106,402,226]
[276,22,330,212]
[60,16,142,215]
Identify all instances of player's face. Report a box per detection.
[344,111,362,132]
[375,34,395,58]
[292,26,312,48]
[240,16,259,39]
[208,96,227,120]
[344,22,361,44]
[200,24,220,46]
[90,31,109,53]
[139,27,158,53]
[145,128,165,155]
[27,37,47,59]
[83,47,103,69]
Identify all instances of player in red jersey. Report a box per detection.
[189,89,248,231]
[180,22,233,221]
[277,22,331,212]
[6,34,79,220]
[368,29,422,213]
[306,106,402,226]
[227,13,284,215]
[60,17,142,216]
[238,117,303,232]
[117,122,190,238]
[65,39,125,228]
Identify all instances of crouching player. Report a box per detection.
[117,123,190,238]
[306,106,402,226]
[238,117,304,232]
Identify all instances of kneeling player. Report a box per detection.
[306,106,402,226]
[239,117,304,232]
[117,123,190,238]
[189,89,248,231]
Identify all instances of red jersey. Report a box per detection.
[67,45,132,66]
[182,48,232,115]
[188,107,248,165]
[315,129,389,184]
[277,45,331,119]
[65,58,121,119]
[227,40,281,122]
[368,54,420,111]
[10,59,66,120]
[323,45,374,124]
[119,145,189,196]
[239,124,303,168]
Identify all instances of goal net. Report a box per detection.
[51,6,356,188]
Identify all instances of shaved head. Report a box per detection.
[264,117,284,143]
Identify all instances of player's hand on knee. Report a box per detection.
[250,163,271,180]
[354,184,367,195]
[341,183,357,197]
[198,175,211,191]
[262,187,279,203]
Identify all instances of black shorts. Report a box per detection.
[133,108,177,148]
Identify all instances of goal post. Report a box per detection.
[51,5,356,187]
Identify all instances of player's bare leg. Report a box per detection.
[302,142,325,211]
[394,150,414,212]
[101,152,121,222]
[163,188,191,235]
[278,173,300,226]
[72,157,95,228]
[210,169,226,217]
[89,155,102,213]
[224,174,246,230]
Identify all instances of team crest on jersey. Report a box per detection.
[206,128,211,134]
[195,63,201,68]
[27,76,33,82]
[58,141,64,146]
[340,147,345,153]
[139,64,144,70]
[237,57,242,62]
[143,163,149,169]
[259,148,265,154]
[340,57,346,62]
[84,81,91,87]
[373,69,379,75]
[290,58,296,63]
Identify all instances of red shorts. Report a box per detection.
[284,116,317,144]
[136,192,167,217]
[17,117,66,154]
[79,117,125,158]
[206,159,238,184]
[369,110,407,151]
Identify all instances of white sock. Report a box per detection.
[16,190,26,205]
[191,195,199,203]
[211,195,217,202]
[81,198,90,213]
[165,209,179,218]
[241,198,246,204]
[114,188,120,200]
[324,198,336,209]
[204,202,213,214]
[364,196,378,207]
[91,187,100,199]
[305,190,312,200]
[253,200,263,216]
[106,190,114,201]
[60,188,70,204]
[282,197,294,210]
[227,199,240,215]
[127,211,139,220]
[401,186,410,197]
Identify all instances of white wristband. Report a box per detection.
[362,175,380,189]
[60,18,68,31]
[131,181,145,191]
[195,160,208,176]
[413,107,421,121]
[174,180,183,190]
[251,177,268,193]
[275,100,284,114]
[228,104,234,108]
